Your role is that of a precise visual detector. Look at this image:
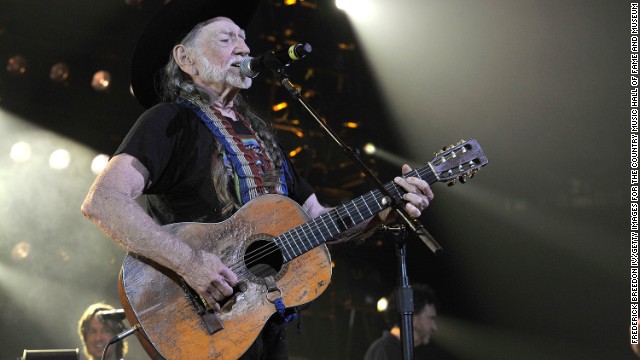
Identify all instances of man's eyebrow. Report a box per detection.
[217,29,246,39]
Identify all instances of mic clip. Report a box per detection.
[380,224,407,235]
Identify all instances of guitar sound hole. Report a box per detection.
[244,240,283,278]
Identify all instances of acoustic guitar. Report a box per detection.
[119,139,488,359]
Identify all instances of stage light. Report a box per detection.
[342,121,359,129]
[6,55,27,75]
[363,143,376,155]
[376,296,388,312]
[337,42,355,51]
[289,146,303,157]
[49,149,71,170]
[58,247,71,262]
[363,143,415,167]
[91,70,111,91]
[49,62,70,83]
[284,28,295,38]
[10,142,31,163]
[335,0,373,20]
[272,102,288,112]
[11,242,31,261]
[91,154,109,175]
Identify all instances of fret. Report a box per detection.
[336,204,352,229]
[286,231,299,258]
[287,229,300,254]
[350,197,366,223]
[364,193,381,215]
[316,216,335,239]
[325,208,342,234]
[286,227,301,256]
[361,195,374,216]
[297,225,312,253]
[303,221,321,246]
[371,192,384,213]
[284,232,295,256]
[275,233,292,261]
[290,230,303,255]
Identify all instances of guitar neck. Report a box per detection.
[275,163,437,262]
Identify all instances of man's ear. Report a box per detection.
[173,44,197,76]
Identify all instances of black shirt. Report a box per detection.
[115,102,314,224]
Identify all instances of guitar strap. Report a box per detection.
[265,275,300,324]
[177,96,289,205]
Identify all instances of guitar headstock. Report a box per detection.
[431,139,488,186]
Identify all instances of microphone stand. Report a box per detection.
[272,66,442,360]
[382,224,415,360]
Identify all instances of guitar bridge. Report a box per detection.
[179,278,224,335]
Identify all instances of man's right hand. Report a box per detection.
[178,249,238,311]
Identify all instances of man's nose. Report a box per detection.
[235,39,250,56]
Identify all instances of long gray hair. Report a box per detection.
[160,18,284,216]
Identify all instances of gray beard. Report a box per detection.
[200,55,252,89]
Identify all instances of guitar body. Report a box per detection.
[119,194,332,360]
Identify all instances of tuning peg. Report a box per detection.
[459,174,469,184]
[456,139,467,146]
[447,179,457,187]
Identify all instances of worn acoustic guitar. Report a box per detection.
[119,139,488,359]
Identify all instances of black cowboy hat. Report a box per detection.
[130,0,261,109]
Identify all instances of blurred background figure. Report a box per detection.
[365,283,438,360]
[77,303,128,360]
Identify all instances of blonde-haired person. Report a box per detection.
[77,303,128,360]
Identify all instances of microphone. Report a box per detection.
[240,43,312,78]
[95,309,126,322]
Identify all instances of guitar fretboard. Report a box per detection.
[275,163,437,262]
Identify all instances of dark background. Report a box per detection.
[0,0,630,359]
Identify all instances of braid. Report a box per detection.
[210,141,239,217]
[234,94,283,169]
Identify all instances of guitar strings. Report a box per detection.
[226,193,383,277]
[226,180,400,274]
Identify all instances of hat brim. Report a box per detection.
[130,0,261,109]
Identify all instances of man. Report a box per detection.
[364,284,438,360]
[77,303,127,360]
[81,0,434,358]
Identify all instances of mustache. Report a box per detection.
[229,56,247,67]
